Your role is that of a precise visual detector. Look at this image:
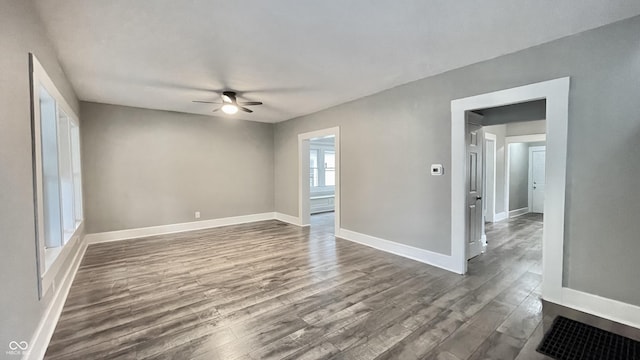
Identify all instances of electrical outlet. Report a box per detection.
[431,164,444,176]
[195,211,201,219]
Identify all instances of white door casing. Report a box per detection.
[452,77,640,331]
[451,77,569,305]
[529,146,546,213]
[484,133,497,223]
[466,112,484,260]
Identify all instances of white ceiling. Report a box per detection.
[34,0,640,123]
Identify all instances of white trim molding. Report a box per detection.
[483,132,497,223]
[30,54,85,299]
[85,212,274,244]
[448,77,640,331]
[274,212,304,227]
[509,207,530,218]
[494,212,508,222]
[27,237,87,360]
[337,228,459,273]
[40,224,84,301]
[451,77,570,303]
[560,288,640,330]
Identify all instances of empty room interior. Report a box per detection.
[2,1,640,359]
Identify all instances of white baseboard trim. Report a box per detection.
[274,212,304,227]
[337,228,461,274]
[27,237,87,360]
[85,212,275,244]
[494,212,508,222]
[509,207,529,218]
[560,287,640,330]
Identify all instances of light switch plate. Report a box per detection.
[431,164,443,176]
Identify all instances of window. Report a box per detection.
[31,54,83,282]
[39,87,63,249]
[324,150,335,186]
[309,140,335,192]
[310,149,319,187]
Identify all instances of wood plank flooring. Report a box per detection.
[45,213,551,360]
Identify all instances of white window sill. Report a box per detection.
[41,221,83,293]
[44,246,63,272]
[63,229,75,244]
[311,195,335,200]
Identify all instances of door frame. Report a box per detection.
[504,134,546,218]
[298,127,340,234]
[528,145,546,213]
[451,77,569,304]
[483,132,497,223]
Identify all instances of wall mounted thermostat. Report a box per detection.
[431,164,444,176]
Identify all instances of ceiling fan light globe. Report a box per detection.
[221,104,238,114]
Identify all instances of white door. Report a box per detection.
[529,146,546,213]
[466,113,484,259]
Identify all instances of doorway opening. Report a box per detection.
[450,77,570,305]
[309,136,336,233]
[505,136,547,219]
[465,100,547,261]
[298,127,340,236]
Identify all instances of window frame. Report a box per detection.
[309,149,319,187]
[323,150,336,186]
[309,142,335,194]
[30,54,84,298]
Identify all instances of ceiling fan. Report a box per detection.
[192,91,262,114]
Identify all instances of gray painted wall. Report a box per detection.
[274,16,640,306]
[507,120,547,136]
[485,122,546,214]
[479,99,546,126]
[508,143,530,211]
[509,141,547,211]
[481,109,546,214]
[81,102,274,233]
[0,0,82,349]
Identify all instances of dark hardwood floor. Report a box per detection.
[45,212,550,360]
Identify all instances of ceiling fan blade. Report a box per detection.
[212,107,221,112]
[193,100,221,104]
[238,101,262,106]
[239,107,253,113]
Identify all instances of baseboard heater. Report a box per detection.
[310,195,334,214]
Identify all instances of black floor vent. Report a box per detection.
[537,316,640,360]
